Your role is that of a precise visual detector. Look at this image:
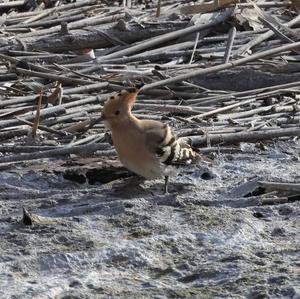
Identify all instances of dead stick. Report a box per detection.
[4,0,98,20]
[187,82,300,106]
[0,129,29,141]
[236,14,300,56]
[156,0,161,17]
[189,33,200,64]
[223,26,236,63]
[0,145,65,153]
[0,144,115,164]
[18,12,126,38]
[188,98,257,120]
[81,8,233,73]
[15,68,93,86]
[258,181,300,192]
[216,105,274,121]
[0,53,61,75]
[180,1,291,14]
[0,82,109,109]
[0,106,66,129]
[0,1,25,8]
[15,117,69,136]
[142,40,300,91]
[31,90,43,138]
[187,127,300,146]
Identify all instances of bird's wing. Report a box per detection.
[141,120,209,165]
[142,120,174,154]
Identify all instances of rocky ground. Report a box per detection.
[0,140,299,299]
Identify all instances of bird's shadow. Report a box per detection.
[108,176,195,199]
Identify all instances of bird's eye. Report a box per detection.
[115,110,120,116]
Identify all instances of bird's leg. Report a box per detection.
[164,176,169,194]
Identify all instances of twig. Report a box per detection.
[156,0,161,17]
[0,106,66,130]
[142,40,300,91]
[223,27,236,64]
[31,90,43,138]
[0,144,116,164]
[0,145,65,153]
[187,127,300,146]
[188,98,257,121]
[15,68,94,86]
[235,14,300,56]
[15,117,69,136]
[258,181,300,192]
[189,33,200,64]
[0,1,25,9]
[80,8,234,73]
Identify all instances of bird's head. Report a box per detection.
[101,86,141,126]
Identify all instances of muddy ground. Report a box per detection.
[0,140,299,299]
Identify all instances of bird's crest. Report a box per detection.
[101,85,143,121]
[108,86,141,108]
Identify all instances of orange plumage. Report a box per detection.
[101,87,209,192]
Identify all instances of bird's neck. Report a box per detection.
[109,111,141,131]
[128,113,141,126]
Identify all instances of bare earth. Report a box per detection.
[0,140,299,299]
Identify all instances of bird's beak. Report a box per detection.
[98,107,106,121]
[98,110,105,121]
[84,116,103,131]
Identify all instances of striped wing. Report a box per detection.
[156,126,199,165]
[143,122,200,166]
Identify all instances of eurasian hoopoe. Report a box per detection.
[101,86,210,193]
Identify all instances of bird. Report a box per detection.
[100,86,211,193]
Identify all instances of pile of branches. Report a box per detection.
[0,0,299,166]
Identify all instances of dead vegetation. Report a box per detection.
[0,0,299,190]
[0,2,300,298]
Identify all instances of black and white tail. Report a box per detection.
[156,125,208,166]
